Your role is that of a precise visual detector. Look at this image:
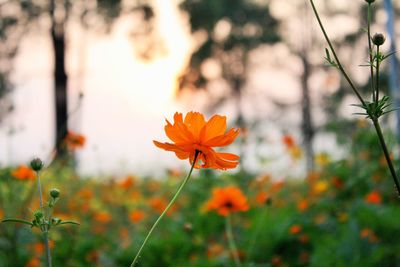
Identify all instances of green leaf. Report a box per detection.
[2,218,34,226]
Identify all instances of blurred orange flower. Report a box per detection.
[282,134,295,148]
[118,175,135,189]
[331,176,344,189]
[360,228,378,243]
[365,191,382,204]
[154,112,240,170]
[11,165,35,181]
[289,224,302,235]
[65,131,86,150]
[205,186,249,216]
[207,243,225,258]
[148,197,177,215]
[76,188,94,200]
[255,191,270,205]
[129,210,145,223]
[93,211,112,223]
[297,199,309,212]
[25,257,41,267]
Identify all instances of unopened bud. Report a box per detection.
[372,33,385,46]
[30,158,44,171]
[50,188,60,198]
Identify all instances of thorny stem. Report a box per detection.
[225,215,241,267]
[372,119,400,195]
[367,3,375,102]
[130,151,200,267]
[309,0,367,107]
[310,0,400,197]
[36,171,52,267]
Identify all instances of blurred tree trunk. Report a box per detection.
[300,55,315,171]
[50,0,68,157]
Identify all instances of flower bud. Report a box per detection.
[372,33,385,46]
[34,210,44,219]
[30,158,44,171]
[364,0,375,3]
[50,188,60,198]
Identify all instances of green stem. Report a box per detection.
[375,45,380,103]
[36,171,44,209]
[309,0,367,107]
[36,171,52,267]
[43,231,52,267]
[372,119,400,195]
[130,151,199,267]
[225,215,241,267]
[367,3,375,102]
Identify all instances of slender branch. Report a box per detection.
[372,119,400,195]
[36,171,44,210]
[225,215,241,267]
[309,0,367,107]
[130,151,200,267]
[43,231,52,267]
[375,45,381,103]
[36,171,52,267]
[367,3,375,102]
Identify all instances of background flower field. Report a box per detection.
[2,124,400,267]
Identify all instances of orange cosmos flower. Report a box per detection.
[364,191,382,205]
[153,112,240,170]
[65,131,86,150]
[129,210,146,223]
[12,165,36,181]
[93,211,112,224]
[25,257,41,267]
[205,186,249,216]
[289,224,302,235]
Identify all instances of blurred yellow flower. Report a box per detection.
[315,153,330,167]
[312,181,329,195]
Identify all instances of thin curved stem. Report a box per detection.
[372,119,400,195]
[225,215,241,267]
[130,151,199,267]
[309,0,367,107]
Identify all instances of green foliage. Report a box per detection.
[1,126,400,266]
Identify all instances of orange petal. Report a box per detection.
[153,141,186,153]
[214,152,240,170]
[200,115,227,143]
[165,120,192,144]
[184,112,206,141]
[204,128,240,147]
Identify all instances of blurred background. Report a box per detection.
[1,0,398,177]
[2,1,400,266]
